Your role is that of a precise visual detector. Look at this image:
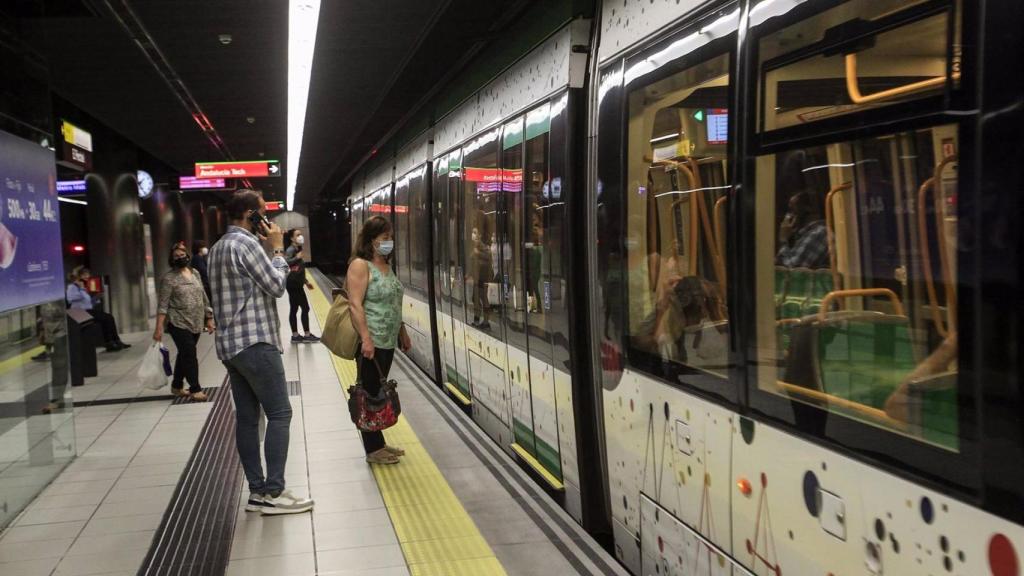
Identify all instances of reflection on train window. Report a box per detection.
[462,130,500,337]
[408,172,429,290]
[524,104,550,338]
[625,52,731,378]
[502,118,527,340]
[394,178,410,283]
[759,0,960,132]
[754,124,960,451]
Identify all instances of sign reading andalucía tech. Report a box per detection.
[194,160,280,179]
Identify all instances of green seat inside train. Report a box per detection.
[776,268,834,354]
[783,311,957,449]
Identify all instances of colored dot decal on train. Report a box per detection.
[803,471,820,517]
[740,416,755,445]
[988,533,1018,576]
[921,496,935,524]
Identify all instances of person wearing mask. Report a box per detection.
[346,215,412,465]
[209,190,313,515]
[153,242,214,401]
[285,229,318,343]
[66,267,130,352]
[775,191,830,270]
[192,241,212,301]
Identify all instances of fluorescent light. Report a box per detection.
[287,0,322,211]
[59,197,88,205]
[649,133,680,144]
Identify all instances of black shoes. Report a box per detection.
[105,341,131,352]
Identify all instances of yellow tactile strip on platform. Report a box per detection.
[307,282,507,576]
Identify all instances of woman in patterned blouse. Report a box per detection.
[153,242,215,401]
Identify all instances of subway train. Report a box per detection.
[341,1,1024,574]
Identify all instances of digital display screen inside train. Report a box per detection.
[705,108,728,145]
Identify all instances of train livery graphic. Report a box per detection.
[343,1,1024,575]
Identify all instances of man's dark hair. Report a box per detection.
[192,240,206,254]
[225,189,262,221]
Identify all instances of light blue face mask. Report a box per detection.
[376,240,394,256]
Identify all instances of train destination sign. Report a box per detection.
[194,160,280,179]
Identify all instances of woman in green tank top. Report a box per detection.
[346,215,411,465]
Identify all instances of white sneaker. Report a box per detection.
[244,493,267,512]
[260,490,314,515]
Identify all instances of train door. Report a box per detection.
[433,154,460,393]
[519,103,565,485]
[461,128,514,444]
[445,150,474,402]
[500,116,535,456]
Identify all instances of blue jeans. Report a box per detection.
[225,343,292,496]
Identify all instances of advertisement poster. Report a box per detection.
[0,129,64,314]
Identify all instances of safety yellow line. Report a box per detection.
[308,281,507,576]
[0,345,45,378]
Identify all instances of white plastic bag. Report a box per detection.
[138,343,169,390]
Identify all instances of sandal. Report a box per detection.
[171,388,191,398]
[190,391,208,402]
[383,445,405,457]
[366,449,400,465]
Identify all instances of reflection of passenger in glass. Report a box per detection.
[469,225,492,329]
[775,190,829,269]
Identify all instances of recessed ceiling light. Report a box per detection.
[246,116,256,124]
[219,34,232,45]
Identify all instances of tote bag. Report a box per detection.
[322,291,360,360]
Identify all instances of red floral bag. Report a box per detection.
[347,358,401,431]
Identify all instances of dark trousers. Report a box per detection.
[287,284,310,333]
[357,347,395,454]
[168,323,202,392]
[90,310,121,346]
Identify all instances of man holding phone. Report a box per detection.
[208,189,313,515]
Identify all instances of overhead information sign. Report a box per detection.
[195,160,280,179]
[57,180,87,194]
[264,201,283,211]
[60,120,93,171]
[179,176,226,189]
[0,129,64,313]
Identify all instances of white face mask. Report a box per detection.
[295,235,305,245]
[199,247,208,256]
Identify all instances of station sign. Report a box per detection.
[264,201,283,211]
[57,180,87,194]
[194,160,280,179]
[60,120,93,172]
[179,176,227,189]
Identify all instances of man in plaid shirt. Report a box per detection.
[776,191,830,269]
[209,190,314,515]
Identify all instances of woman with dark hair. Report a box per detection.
[345,215,411,465]
[285,228,318,343]
[153,241,215,400]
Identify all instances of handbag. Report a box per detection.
[347,357,402,431]
[321,290,360,359]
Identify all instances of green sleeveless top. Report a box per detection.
[363,260,404,349]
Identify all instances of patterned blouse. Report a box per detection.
[363,260,404,349]
[158,268,213,334]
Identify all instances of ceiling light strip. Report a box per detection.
[287,0,322,211]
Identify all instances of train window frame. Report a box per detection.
[405,165,430,293]
[740,0,981,495]
[753,0,967,146]
[616,9,742,406]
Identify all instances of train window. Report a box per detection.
[408,169,429,290]
[753,124,961,451]
[759,0,960,132]
[462,129,501,338]
[625,52,731,380]
[524,104,551,339]
[502,118,528,344]
[394,178,410,283]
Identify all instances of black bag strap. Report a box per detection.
[358,354,388,386]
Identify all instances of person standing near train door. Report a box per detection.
[346,215,412,465]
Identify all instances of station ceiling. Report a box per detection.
[17,0,530,204]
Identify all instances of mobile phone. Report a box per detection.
[248,211,270,232]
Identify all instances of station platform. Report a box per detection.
[0,273,626,576]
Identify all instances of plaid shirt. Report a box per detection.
[776,220,830,269]
[209,225,289,360]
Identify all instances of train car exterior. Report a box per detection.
[345,1,1024,574]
